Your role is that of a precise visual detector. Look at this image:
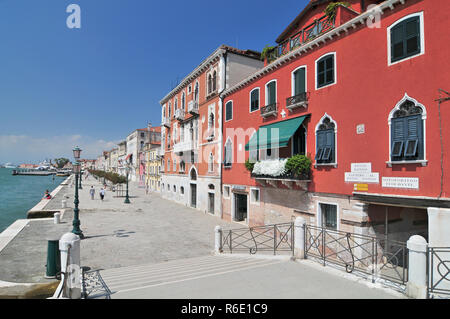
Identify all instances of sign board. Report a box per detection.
[345,172,379,183]
[351,163,372,173]
[354,184,369,192]
[382,177,419,189]
[356,124,365,135]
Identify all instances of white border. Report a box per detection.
[249,87,260,113]
[250,187,260,206]
[265,79,277,106]
[291,65,307,97]
[315,52,337,90]
[387,93,427,165]
[387,11,425,66]
[317,201,340,232]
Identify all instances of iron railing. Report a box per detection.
[427,247,450,298]
[268,16,335,62]
[221,222,294,256]
[286,92,308,109]
[304,224,408,286]
[260,102,278,118]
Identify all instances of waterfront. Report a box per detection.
[0,168,65,233]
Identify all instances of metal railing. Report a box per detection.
[221,222,294,256]
[188,100,199,114]
[305,224,408,286]
[286,92,308,109]
[268,16,335,62]
[260,102,278,118]
[427,247,450,298]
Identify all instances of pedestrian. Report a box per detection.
[90,186,95,200]
[100,188,105,201]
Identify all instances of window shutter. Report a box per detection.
[294,68,306,95]
[315,130,325,160]
[226,102,232,121]
[268,82,276,104]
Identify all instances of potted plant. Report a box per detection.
[285,154,311,179]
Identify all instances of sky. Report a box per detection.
[0,0,309,164]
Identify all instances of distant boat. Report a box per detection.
[4,163,17,168]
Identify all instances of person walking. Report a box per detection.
[90,186,95,200]
[100,188,105,201]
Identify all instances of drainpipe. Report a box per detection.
[218,50,227,219]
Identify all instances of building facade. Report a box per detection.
[221,0,450,245]
[160,45,263,216]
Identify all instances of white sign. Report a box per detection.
[357,124,365,134]
[351,163,372,173]
[382,177,419,189]
[345,172,379,183]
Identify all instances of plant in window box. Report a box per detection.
[285,154,311,180]
[252,159,288,177]
[245,159,255,172]
[260,45,276,63]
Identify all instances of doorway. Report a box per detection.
[208,193,215,214]
[190,184,197,208]
[234,194,248,222]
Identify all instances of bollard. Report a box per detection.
[59,233,81,299]
[54,212,61,224]
[294,217,306,259]
[406,235,428,299]
[45,239,61,278]
[61,200,67,209]
[215,226,222,253]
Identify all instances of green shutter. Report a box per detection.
[268,82,276,104]
[294,68,306,95]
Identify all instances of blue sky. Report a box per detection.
[0,0,309,163]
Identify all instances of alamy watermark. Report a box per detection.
[66,4,81,29]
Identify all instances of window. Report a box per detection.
[168,102,172,117]
[224,138,232,167]
[389,14,422,64]
[140,132,145,138]
[180,186,184,194]
[250,188,260,205]
[208,74,212,94]
[194,82,199,101]
[390,98,424,161]
[173,185,176,192]
[265,81,276,105]
[167,184,170,191]
[320,203,337,230]
[167,159,170,171]
[315,116,336,164]
[225,101,233,121]
[173,158,177,171]
[188,84,192,94]
[292,67,306,96]
[208,153,214,172]
[248,132,259,162]
[213,71,217,92]
[316,53,335,89]
[181,92,185,110]
[223,185,230,198]
[250,89,260,112]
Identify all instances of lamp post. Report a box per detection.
[124,164,131,204]
[72,147,84,238]
[73,147,83,190]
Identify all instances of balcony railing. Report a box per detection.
[261,102,278,118]
[286,92,308,110]
[188,100,199,115]
[268,16,335,63]
[173,140,195,154]
[162,117,170,128]
[175,108,185,121]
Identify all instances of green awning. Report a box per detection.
[245,115,308,151]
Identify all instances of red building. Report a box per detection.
[221,0,450,244]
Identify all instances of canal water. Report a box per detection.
[0,168,66,233]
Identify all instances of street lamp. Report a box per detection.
[73,147,83,190]
[72,149,84,239]
[124,163,131,204]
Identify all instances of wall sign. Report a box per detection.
[357,124,365,135]
[345,163,379,184]
[351,163,372,173]
[382,177,419,189]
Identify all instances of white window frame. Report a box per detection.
[250,187,260,206]
[314,113,338,167]
[315,52,337,90]
[386,93,427,166]
[291,65,307,97]
[249,88,260,113]
[225,100,233,122]
[387,11,425,66]
[265,79,277,106]
[317,201,340,231]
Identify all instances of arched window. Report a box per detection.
[315,115,336,164]
[225,101,233,121]
[208,153,214,172]
[174,98,178,110]
[389,13,423,64]
[212,71,217,92]
[173,158,177,172]
[190,168,197,180]
[181,92,185,110]
[168,102,172,117]
[208,74,213,94]
[194,82,199,102]
[389,95,425,162]
[224,138,233,167]
[250,89,259,113]
[167,159,171,171]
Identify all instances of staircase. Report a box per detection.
[82,255,285,299]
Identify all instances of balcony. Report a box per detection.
[286,92,308,111]
[162,117,170,128]
[173,140,195,154]
[251,172,310,190]
[260,102,278,118]
[188,100,199,115]
[175,108,185,121]
[268,16,335,63]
